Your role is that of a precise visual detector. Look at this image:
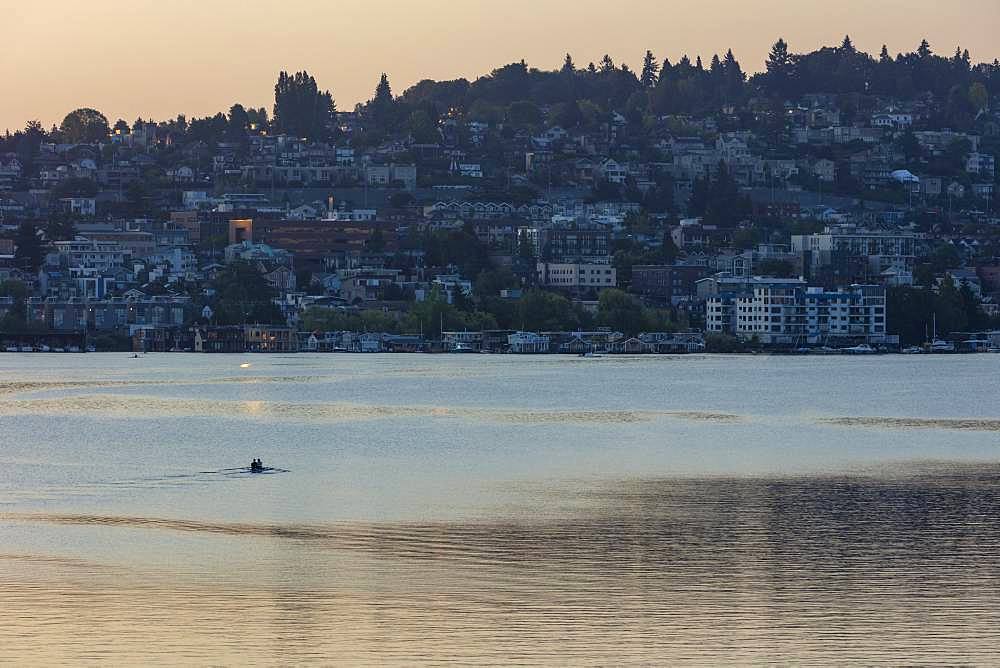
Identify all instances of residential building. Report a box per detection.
[537,262,616,290]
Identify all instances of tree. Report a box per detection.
[273,70,336,139]
[228,104,250,137]
[935,274,967,334]
[507,100,543,128]
[407,109,439,143]
[765,38,793,97]
[969,82,989,111]
[640,50,659,87]
[0,279,28,330]
[14,223,44,273]
[517,290,580,331]
[599,54,616,73]
[370,73,395,127]
[561,53,576,74]
[211,261,284,325]
[596,289,646,335]
[60,108,109,143]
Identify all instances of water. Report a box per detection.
[1,353,999,665]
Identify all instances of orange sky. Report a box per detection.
[4,0,999,132]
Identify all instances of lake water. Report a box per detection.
[2,353,999,665]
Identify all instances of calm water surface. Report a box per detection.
[1,353,999,665]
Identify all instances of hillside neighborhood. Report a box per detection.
[2,38,1000,353]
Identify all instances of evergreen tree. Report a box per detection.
[14,222,44,273]
[599,54,615,73]
[273,70,336,140]
[640,50,659,87]
[561,53,576,74]
[765,38,793,97]
[369,72,395,124]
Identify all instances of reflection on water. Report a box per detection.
[1,394,744,426]
[4,472,1000,665]
[3,354,1000,664]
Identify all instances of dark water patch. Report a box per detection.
[821,415,1000,432]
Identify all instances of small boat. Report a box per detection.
[901,346,923,354]
[19,345,33,353]
[68,346,81,353]
[4,346,17,353]
[988,347,1000,354]
[52,347,65,353]
[841,343,877,354]
[928,339,955,353]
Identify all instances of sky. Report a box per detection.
[3,0,1000,133]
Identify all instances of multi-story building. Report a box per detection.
[539,227,611,262]
[791,226,921,276]
[631,265,709,304]
[966,152,996,179]
[365,163,417,190]
[52,238,132,272]
[536,262,616,290]
[707,283,888,345]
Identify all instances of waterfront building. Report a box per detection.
[707,283,889,345]
[507,331,550,353]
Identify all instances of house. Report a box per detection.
[871,112,913,129]
[366,163,417,190]
[60,197,97,217]
[507,331,550,353]
[244,325,297,352]
[966,152,995,179]
[610,337,651,354]
[812,159,836,183]
[596,159,628,184]
[972,183,995,200]
[0,158,22,189]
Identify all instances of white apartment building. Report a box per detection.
[707,283,888,344]
[53,238,132,272]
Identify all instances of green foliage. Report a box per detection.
[596,288,678,336]
[60,108,109,143]
[52,177,98,199]
[422,226,491,278]
[302,307,400,334]
[887,278,993,345]
[704,333,750,353]
[0,279,28,331]
[273,71,336,140]
[507,101,544,128]
[406,110,439,143]
[14,222,44,273]
[514,289,581,331]
[210,261,283,325]
[690,162,751,228]
[474,268,519,300]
